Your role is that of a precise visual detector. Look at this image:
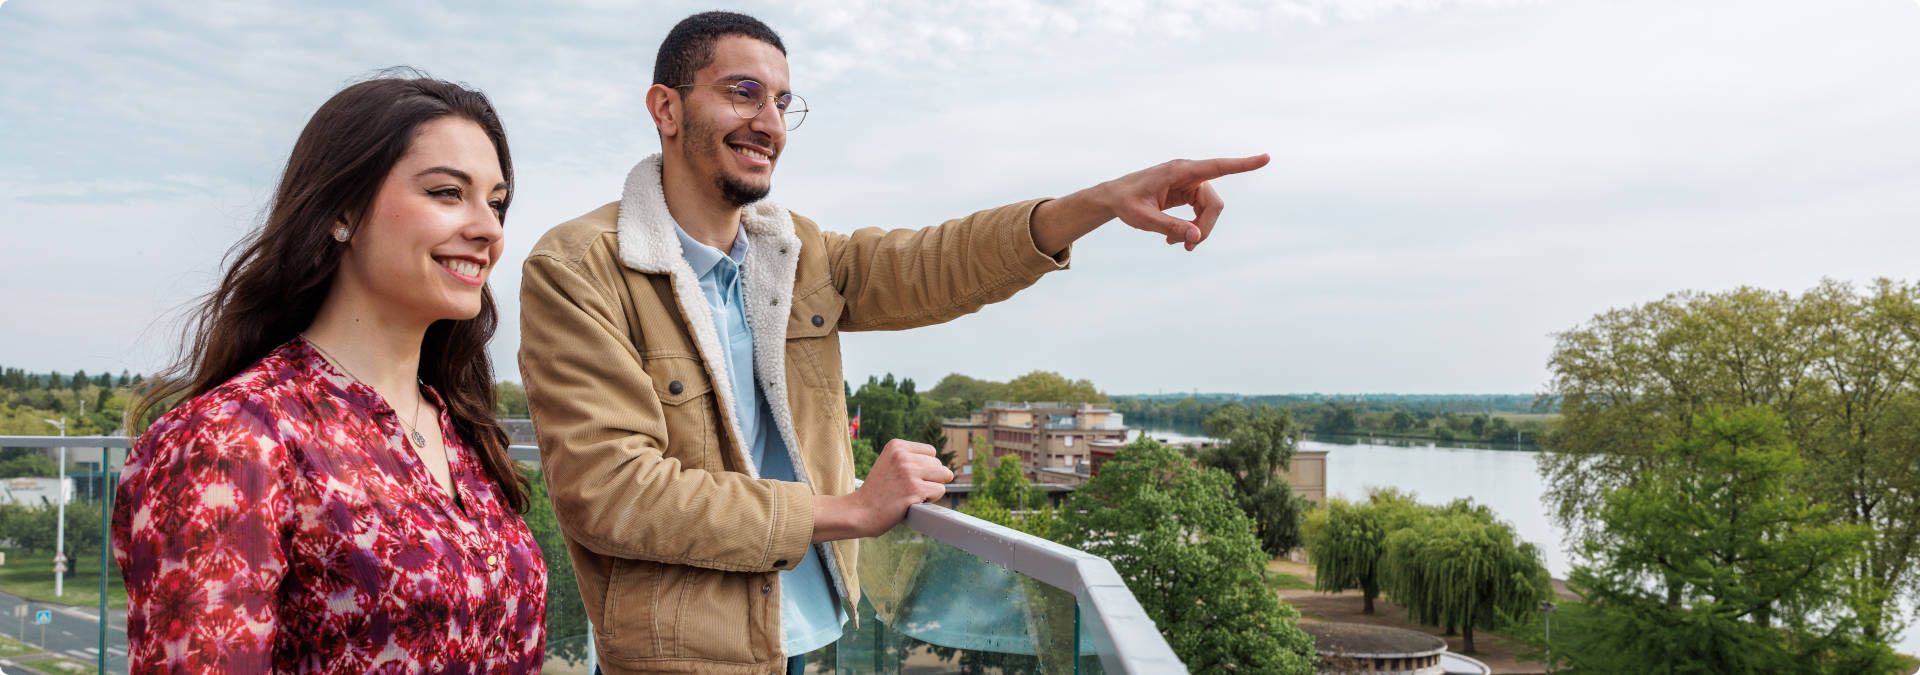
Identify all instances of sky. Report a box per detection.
[2,0,1918,396]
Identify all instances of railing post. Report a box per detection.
[99,447,114,673]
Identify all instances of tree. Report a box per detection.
[61,500,104,571]
[1056,438,1316,673]
[1388,410,1415,432]
[1543,280,1920,643]
[1379,500,1550,654]
[519,468,590,665]
[1313,403,1357,435]
[926,373,1010,416]
[1198,404,1310,556]
[959,454,1055,538]
[494,381,530,417]
[0,453,57,478]
[1004,371,1105,404]
[1552,407,1896,673]
[1301,488,1421,614]
[977,453,1039,512]
[851,437,877,480]
[847,374,943,451]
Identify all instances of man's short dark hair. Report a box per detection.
[654,11,787,88]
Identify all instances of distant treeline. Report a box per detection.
[1113,393,1557,445]
[0,366,138,437]
[1,367,139,393]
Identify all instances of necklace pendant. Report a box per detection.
[409,429,427,447]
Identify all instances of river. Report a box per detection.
[1133,427,1920,655]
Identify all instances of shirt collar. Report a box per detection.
[287,336,447,417]
[673,221,749,279]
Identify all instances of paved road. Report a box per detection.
[0,591,127,672]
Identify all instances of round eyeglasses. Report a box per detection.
[674,79,809,131]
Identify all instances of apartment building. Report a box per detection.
[941,401,1130,481]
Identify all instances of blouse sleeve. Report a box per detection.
[113,394,293,673]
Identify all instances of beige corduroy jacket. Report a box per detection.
[517,154,1069,674]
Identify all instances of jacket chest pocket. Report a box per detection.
[785,286,845,391]
[643,352,719,471]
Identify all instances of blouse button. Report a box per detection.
[486,554,499,568]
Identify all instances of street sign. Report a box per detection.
[33,610,51,625]
[11,605,23,618]
[51,560,66,574]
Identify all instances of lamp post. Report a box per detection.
[41,415,68,597]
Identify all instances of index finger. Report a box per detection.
[1183,154,1270,181]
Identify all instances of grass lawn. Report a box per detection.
[1264,569,1313,591]
[0,631,37,657]
[29,657,97,675]
[0,549,126,610]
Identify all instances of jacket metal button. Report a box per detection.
[773,559,788,568]
[762,582,772,594]
[769,298,778,306]
[779,247,788,255]
[668,380,684,395]
[810,314,824,327]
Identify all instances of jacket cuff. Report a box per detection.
[1003,198,1072,276]
[767,479,815,571]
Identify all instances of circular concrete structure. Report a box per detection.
[1299,621,1449,675]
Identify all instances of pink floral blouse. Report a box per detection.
[112,338,546,673]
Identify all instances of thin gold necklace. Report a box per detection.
[302,334,428,449]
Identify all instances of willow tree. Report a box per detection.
[1380,501,1549,654]
[1301,488,1420,613]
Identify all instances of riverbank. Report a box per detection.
[1308,431,1541,451]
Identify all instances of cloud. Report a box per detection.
[4,0,1919,398]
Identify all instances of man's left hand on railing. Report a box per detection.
[812,439,953,542]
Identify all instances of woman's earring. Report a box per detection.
[332,226,351,243]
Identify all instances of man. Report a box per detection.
[519,11,1266,675]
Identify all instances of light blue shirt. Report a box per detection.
[673,223,847,657]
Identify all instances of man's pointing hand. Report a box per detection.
[1031,154,1271,255]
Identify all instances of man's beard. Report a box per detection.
[715,172,769,207]
[684,121,773,207]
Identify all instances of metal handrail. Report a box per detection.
[899,500,1186,673]
[2,436,1185,673]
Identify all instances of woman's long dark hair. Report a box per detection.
[132,71,530,512]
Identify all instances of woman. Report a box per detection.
[114,74,546,673]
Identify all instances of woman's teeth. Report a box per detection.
[439,258,481,277]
